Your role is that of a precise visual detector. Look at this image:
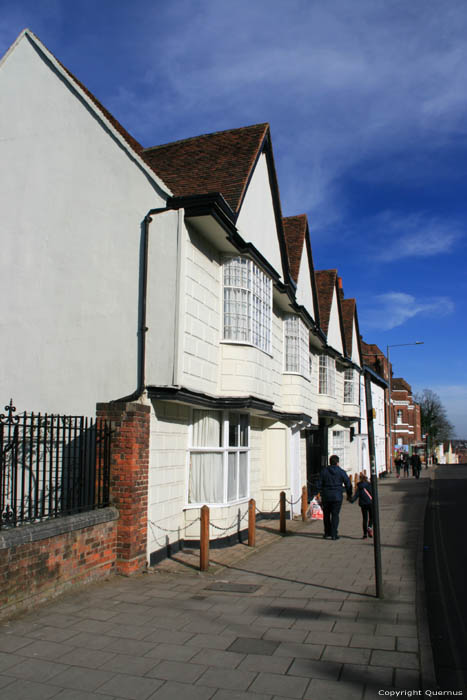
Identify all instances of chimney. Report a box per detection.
[338,276,344,299]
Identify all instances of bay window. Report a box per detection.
[188,410,249,505]
[319,355,335,396]
[284,315,310,379]
[344,368,357,403]
[223,257,272,353]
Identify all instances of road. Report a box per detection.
[424,463,467,691]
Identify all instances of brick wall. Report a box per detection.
[0,400,151,620]
[0,508,118,621]
[97,400,150,575]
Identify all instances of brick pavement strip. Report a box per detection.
[0,475,436,697]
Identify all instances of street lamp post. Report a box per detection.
[386,342,424,473]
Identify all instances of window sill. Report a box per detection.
[184,498,250,510]
[220,340,273,358]
[283,372,311,382]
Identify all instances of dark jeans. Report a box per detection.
[322,500,342,538]
[360,504,373,535]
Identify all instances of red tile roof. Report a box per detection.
[142,123,270,213]
[392,378,412,393]
[283,215,307,283]
[341,298,356,357]
[315,270,338,337]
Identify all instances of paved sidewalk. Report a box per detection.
[0,474,435,699]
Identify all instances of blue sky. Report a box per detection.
[2,0,466,435]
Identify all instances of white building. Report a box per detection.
[1,30,369,564]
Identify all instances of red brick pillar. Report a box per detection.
[96,401,150,575]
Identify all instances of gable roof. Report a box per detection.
[1,29,170,196]
[315,270,337,337]
[341,298,359,361]
[142,123,269,215]
[283,215,306,283]
[315,269,347,355]
[392,378,412,393]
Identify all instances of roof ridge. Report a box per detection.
[143,122,269,153]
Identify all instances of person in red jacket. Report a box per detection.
[351,472,373,539]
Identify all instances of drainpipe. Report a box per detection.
[112,206,170,403]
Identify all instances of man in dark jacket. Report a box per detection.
[411,453,421,479]
[314,455,352,540]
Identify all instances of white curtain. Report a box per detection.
[189,410,223,503]
[227,452,237,501]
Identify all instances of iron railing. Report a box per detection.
[0,400,111,529]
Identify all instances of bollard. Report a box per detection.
[280,491,286,533]
[200,505,209,571]
[301,485,308,521]
[248,499,256,547]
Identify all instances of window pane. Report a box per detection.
[223,256,271,352]
[189,452,223,503]
[227,452,238,501]
[239,452,248,498]
[239,414,249,447]
[192,410,221,447]
[319,355,327,394]
[229,413,239,447]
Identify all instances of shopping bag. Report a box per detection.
[308,497,323,520]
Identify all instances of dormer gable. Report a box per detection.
[143,123,292,285]
[341,298,362,366]
[283,214,319,324]
[315,270,346,355]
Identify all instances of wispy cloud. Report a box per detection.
[360,292,454,331]
[105,0,467,227]
[367,212,462,262]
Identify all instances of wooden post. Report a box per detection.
[200,505,209,571]
[280,491,286,533]
[248,499,256,547]
[301,486,308,521]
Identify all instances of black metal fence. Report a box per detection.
[0,400,112,529]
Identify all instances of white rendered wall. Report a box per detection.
[0,35,168,416]
[145,210,182,387]
[295,247,316,321]
[178,225,221,394]
[148,400,190,559]
[327,292,344,354]
[351,321,361,365]
[220,307,282,406]
[236,153,284,280]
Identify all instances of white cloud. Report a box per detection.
[367,212,462,262]
[109,0,467,227]
[361,292,454,331]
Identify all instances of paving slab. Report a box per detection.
[0,474,436,697]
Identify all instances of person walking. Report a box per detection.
[411,453,421,479]
[351,472,373,539]
[402,453,410,478]
[395,453,402,479]
[313,455,352,540]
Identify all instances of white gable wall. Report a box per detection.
[351,320,361,365]
[0,35,170,416]
[295,246,316,321]
[236,153,283,280]
[327,292,344,354]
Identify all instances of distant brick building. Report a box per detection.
[391,378,422,454]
